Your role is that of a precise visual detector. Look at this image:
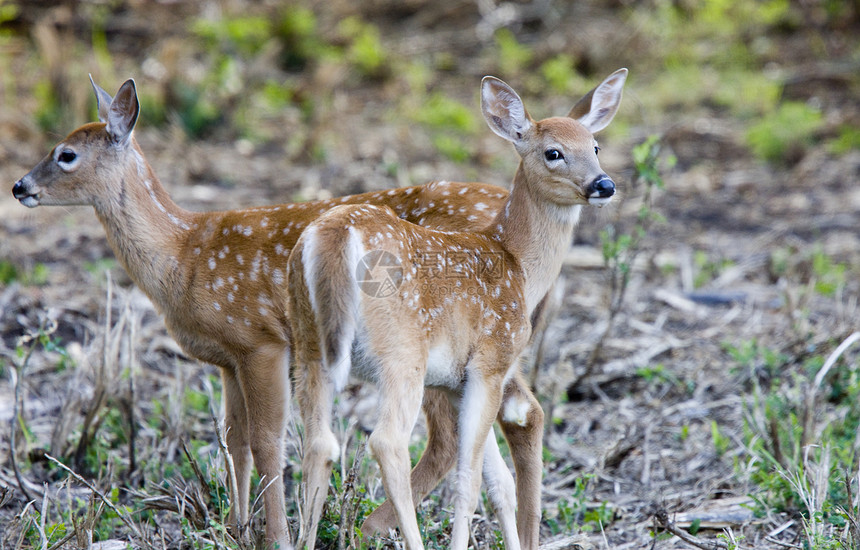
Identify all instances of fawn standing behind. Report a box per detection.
[12,77,536,549]
[288,68,627,550]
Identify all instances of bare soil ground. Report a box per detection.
[1,1,859,549]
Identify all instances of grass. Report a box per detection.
[734,332,860,549]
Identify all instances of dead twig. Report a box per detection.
[764,536,802,549]
[45,532,77,550]
[654,508,729,550]
[337,440,366,550]
[803,332,860,446]
[210,388,249,546]
[44,454,151,549]
[537,534,593,549]
[11,318,55,503]
[74,276,118,472]
[124,302,139,481]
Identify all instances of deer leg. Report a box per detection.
[295,359,338,550]
[498,373,544,550]
[450,371,503,550]
[482,430,520,550]
[239,346,291,550]
[368,365,426,550]
[361,388,458,537]
[223,368,252,543]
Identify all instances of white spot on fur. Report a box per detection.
[502,395,531,427]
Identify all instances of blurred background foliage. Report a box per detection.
[0,0,856,167]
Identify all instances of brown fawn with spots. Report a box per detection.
[288,69,627,550]
[12,76,578,548]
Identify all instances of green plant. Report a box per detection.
[84,258,118,283]
[412,92,479,162]
[89,6,114,81]
[0,259,18,284]
[738,333,860,547]
[716,529,745,550]
[811,249,847,297]
[34,78,65,132]
[338,17,388,79]
[276,6,326,70]
[170,80,223,139]
[539,54,590,95]
[413,92,478,133]
[0,1,16,36]
[829,125,860,155]
[724,338,788,380]
[635,363,693,394]
[713,70,782,117]
[642,0,794,67]
[693,250,734,288]
[191,16,273,57]
[545,475,612,535]
[679,424,690,443]
[493,29,533,77]
[710,420,731,456]
[630,0,799,122]
[575,135,672,383]
[746,101,824,163]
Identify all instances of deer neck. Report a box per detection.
[493,162,582,315]
[92,143,197,309]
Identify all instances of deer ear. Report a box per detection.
[106,79,140,146]
[568,68,627,134]
[481,76,532,144]
[89,74,114,124]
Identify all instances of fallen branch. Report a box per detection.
[538,534,593,550]
[654,508,728,550]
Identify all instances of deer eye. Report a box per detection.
[544,149,563,161]
[58,150,77,164]
[594,145,600,156]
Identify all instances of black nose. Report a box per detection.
[12,180,24,198]
[588,175,615,198]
